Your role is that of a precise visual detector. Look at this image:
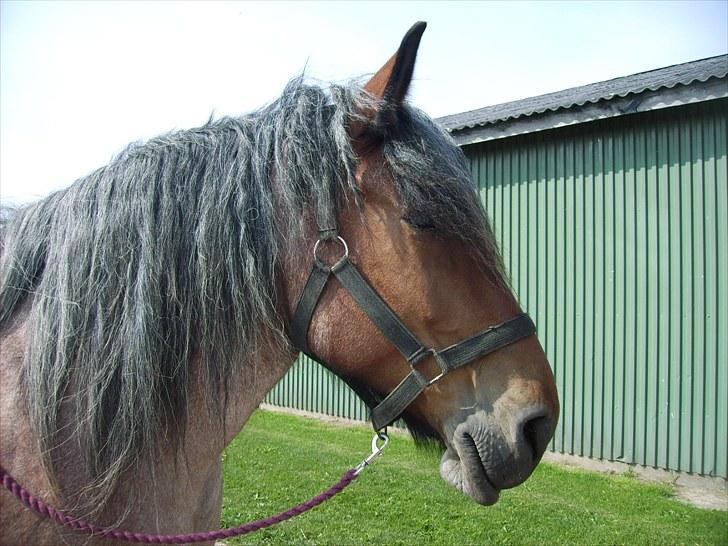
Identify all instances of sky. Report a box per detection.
[1,0,726,205]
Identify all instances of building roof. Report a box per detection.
[438,54,728,146]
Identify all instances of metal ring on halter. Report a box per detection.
[313,236,349,268]
[354,430,390,475]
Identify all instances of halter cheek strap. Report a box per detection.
[289,236,536,431]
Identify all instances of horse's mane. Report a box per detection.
[0,77,505,512]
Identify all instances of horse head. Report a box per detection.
[282,22,559,505]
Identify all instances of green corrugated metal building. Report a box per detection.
[267,55,728,478]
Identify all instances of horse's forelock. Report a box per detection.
[383,107,509,288]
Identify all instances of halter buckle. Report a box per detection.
[411,348,449,387]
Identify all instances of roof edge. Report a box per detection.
[436,54,728,143]
[445,76,727,147]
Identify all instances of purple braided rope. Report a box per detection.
[0,465,358,544]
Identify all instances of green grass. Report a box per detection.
[221,410,726,545]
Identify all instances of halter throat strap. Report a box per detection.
[289,240,536,431]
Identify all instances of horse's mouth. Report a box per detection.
[439,436,500,505]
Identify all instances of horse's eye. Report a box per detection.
[403,214,437,232]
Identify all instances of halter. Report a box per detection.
[289,233,536,431]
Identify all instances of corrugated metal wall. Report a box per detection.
[266,99,727,478]
[266,355,371,422]
[467,99,727,477]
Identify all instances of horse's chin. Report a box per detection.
[439,446,500,505]
[437,413,519,506]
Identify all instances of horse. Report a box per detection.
[0,22,558,545]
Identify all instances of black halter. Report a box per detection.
[289,234,536,431]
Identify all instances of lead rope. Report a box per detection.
[0,431,389,544]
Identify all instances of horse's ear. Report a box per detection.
[364,21,427,106]
[350,21,427,140]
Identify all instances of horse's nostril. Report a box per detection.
[521,414,552,462]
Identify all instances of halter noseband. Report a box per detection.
[289,233,536,431]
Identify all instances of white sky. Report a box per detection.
[1,0,726,205]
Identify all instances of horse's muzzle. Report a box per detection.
[439,407,554,505]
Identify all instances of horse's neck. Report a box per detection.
[0,304,297,542]
[190,339,297,451]
[105,334,297,534]
[110,341,296,534]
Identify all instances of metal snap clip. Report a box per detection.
[354,430,390,475]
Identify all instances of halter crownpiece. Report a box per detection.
[289,234,536,431]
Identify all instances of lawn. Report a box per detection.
[220,410,726,545]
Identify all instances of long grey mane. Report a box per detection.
[0,77,504,512]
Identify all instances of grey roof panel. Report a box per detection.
[437,54,728,132]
